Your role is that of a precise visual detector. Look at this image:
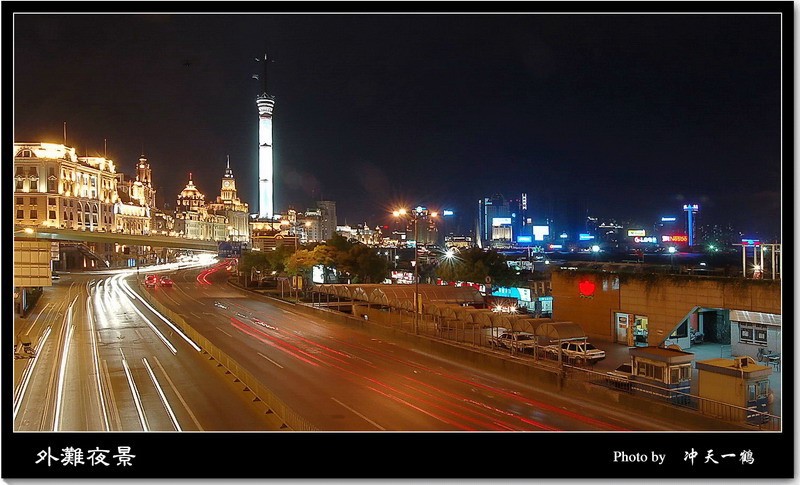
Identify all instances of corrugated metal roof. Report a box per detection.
[729,310,781,327]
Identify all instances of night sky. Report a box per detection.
[13,12,783,237]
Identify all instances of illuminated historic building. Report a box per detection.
[174,173,227,241]
[207,156,251,243]
[14,142,118,232]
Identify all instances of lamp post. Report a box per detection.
[393,207,437,335]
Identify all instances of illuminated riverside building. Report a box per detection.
[207,157,251,242]
[174,173,227,241]
[14,142,118,232]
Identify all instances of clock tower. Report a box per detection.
[221,155,237,203]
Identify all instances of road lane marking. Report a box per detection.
[152,356,204,431]
[256,352,284,369]
[331,397,385,430]
[120,349,149,431]
[217,327,233,338]
[142,357,182,431]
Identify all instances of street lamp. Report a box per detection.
[393,206,437,335]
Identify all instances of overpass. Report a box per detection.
[13,225,219,251]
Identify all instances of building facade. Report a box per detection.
[14,143,118,232]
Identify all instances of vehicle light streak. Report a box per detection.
[142,357,182,431]
[366,385,475,431]
[52,296,78,431]
[328,336,625,431]
[229,318,320,367]
[13,326,53,420]
[121,278,202,352]
[121,350,149,431]
[53,323,75,431]
[115,284,178,354]
[87,296,110,431]
[396,375,558,431]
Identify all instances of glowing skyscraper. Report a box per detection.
[255,53,276,219]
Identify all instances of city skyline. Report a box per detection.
[14,13,782,237]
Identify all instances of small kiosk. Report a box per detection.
[695,356,772,424]
[629,346,694,404]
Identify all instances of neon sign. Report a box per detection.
[578,280,596,298]
[634,236,658,243]
[662,235,688,243]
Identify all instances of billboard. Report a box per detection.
[579,233,594,241]
[492,217,512,226]
[662,235,688,243]
[532,225,549,241]
[14,240,52,287]
[661,217,677,222]
[627,229,646,237]
[741,239,761,246]
[517,236,532,243]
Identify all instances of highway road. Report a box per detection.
[13,264,284,432]
[144,262,681,432]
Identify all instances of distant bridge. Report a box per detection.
[13,225,218,251]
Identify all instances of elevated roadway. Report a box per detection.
[13,225,218,251]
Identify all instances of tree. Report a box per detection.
[285,249,316,277]
[338,243,389,283]
[434,247,518,287]
[239,250,272,285]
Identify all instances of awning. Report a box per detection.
[729,310,781,327]
[534,322,586,342]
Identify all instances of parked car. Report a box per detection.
[144,274,157,288]
[489,332,537,353]
[605,363,634,390]
[545,341,606,364]
[159,276,174,287]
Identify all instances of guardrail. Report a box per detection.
[565,364,781,431]
[134,280,318,431]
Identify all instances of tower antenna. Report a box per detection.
[253,52,275,94]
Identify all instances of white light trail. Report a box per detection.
[13,326,53,420]
[114,277,177,354]
[120,349,149,431]
[120,278,202,352]
[87,295,110,431]
[142,357,182,431]
[53,322,75,431]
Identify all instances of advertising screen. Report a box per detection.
[532,225,549,241]
[492,217,512,226]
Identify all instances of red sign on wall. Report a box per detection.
[578,280,596,298]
